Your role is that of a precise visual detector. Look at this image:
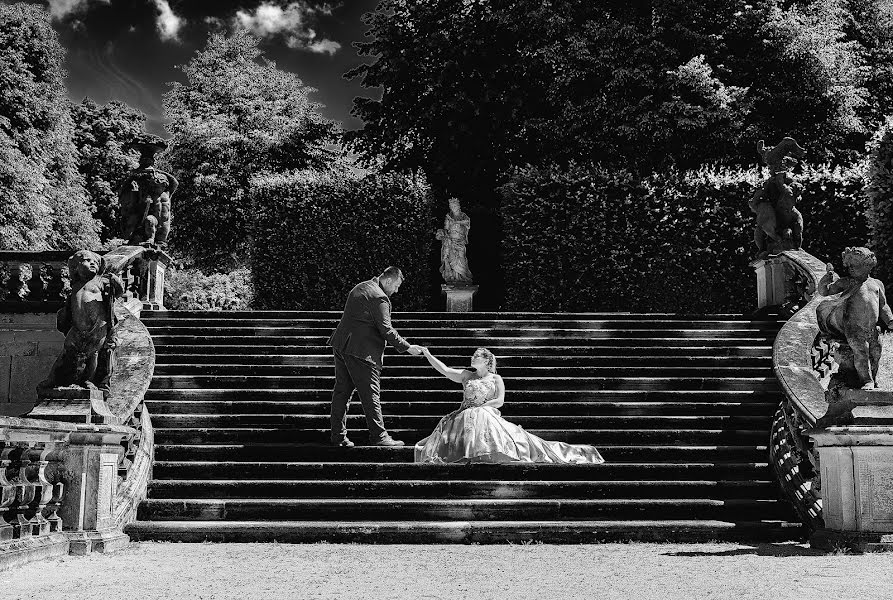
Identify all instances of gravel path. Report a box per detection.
[3,541,892,600]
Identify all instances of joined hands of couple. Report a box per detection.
[407,345,431,356]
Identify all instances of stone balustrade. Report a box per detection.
[0,416,134,569]
[0,251,71,309]
[757,249,893,551]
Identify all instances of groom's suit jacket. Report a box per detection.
[328,278,411,369]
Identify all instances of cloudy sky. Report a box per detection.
[13,0,381,134]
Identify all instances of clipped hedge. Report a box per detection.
[499,162,867,313]
[866,117,893,284]
[249,170,434,310]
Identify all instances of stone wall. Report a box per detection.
[0,312,63,417]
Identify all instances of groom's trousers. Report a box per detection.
[330,349,388,443]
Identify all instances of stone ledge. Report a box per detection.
[810,527,893,553]
[66,530,130,556]
[0,533,69,572]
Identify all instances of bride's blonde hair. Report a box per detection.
[472,348,497,373]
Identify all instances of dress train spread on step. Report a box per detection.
[413,374,604,465]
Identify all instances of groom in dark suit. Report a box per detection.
[328,266,423,447]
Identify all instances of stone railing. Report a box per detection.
[752,250,827,531]
[0,416,135,568]
[1,246,166,564]
[0,251,72,310]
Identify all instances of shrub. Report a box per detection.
[164,266,254,311]
[866,117,893,284]
[499,162,867,313]
[249,170,434,310]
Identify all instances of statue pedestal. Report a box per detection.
[28,388,122,426]
[810,425,893,552]
[441,284,479,312]
[750,255,789,309]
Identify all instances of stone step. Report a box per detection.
[148,336,774,347]
[149,414,772,430]
[150,461,774,481]
[152,427,769,445]
[137,497,795,522]
[146,329,776,341]
[142,316,780,327]
[143,389,783,403]
[124,519,803,543]
[148,375,780,391]
[153,444,769,463]
[145,400,779,417]
[146,479,780,500]
[152,364,774,378]
[153,354,771,367]
[141,310,773,321]
[154,345,774,357]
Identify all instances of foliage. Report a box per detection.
[0,3,100,250]
[346,0,878,201]
[70,98,147,241]
[249,169,434,310]
[164,265,254,311]
[865,116,893,283]
[499,162,867,313]
[162,30,341,267]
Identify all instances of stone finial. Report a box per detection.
[749,137,807,258]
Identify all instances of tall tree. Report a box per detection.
[163,30,340,266]
[0,3,99,250]
[71,98,147,242]
[346,0,874,200]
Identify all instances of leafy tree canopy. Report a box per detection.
[0,2,99,250]
[347,0,885,200]
[163,30,341,267]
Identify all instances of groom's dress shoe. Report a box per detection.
[332,438,355,448]
[373,436,405,447]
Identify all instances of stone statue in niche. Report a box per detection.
[118,134,178,248]
[815,247,893,426]
[436,197,473,284]
[38,250,125,397]
[749,137,807,258]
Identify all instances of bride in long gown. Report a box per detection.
[414,347,604,464]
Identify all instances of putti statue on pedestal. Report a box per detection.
[749,136,807,258]
[436,197,478,312]
[118,134,178,248]
[815,247,893,426]
[38,250,125,397]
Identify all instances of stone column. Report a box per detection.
[810,424,893,552]
[441,284,479,312]
[60,424,134,555]
[749,256,788,309]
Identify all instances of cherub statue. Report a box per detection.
[436,197,473,284]
[749,137,807,258]
[38,250,125,396]
[118,134,177,248]
[817,247,893,391]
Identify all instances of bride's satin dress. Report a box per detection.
[413,373,604,464]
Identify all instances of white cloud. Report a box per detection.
[234,2,340,55]
[305,39,341,55]
[152,0,182,42]
[47,0,108,21]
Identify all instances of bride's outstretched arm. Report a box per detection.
[421,347,467,384]
[483,375,505,409]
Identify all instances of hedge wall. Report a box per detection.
[499,162,867,313]
[249,170,434,310]
[867,117,893,284]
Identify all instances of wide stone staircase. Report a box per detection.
[125,311,804,542]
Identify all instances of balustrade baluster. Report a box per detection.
[0,447,15,542]
[26,449,52,537]
[43,262,68,302]
[8,446,34,539]
[45,479,64,533]
[8,262,31,301]
[0,263,9,302]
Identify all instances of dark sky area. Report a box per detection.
[9,0,382,134]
